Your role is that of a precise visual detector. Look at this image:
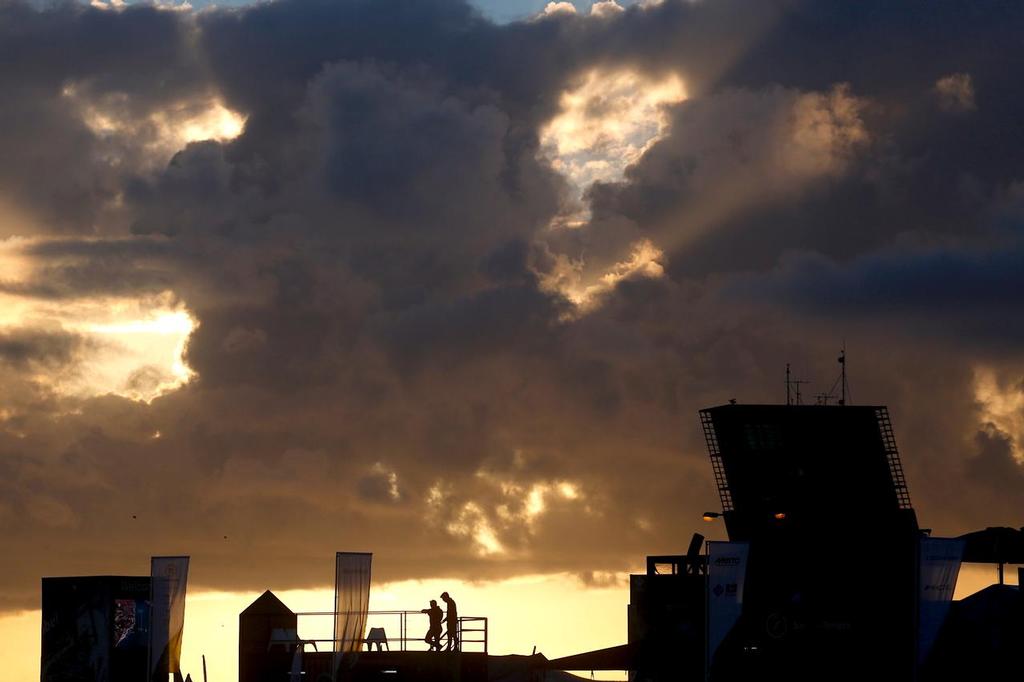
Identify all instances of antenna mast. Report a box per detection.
[785,363,810,405]
[786,363,791,406]
[839,344,847,406]
[835,346,843,403]
[824,345,850,405]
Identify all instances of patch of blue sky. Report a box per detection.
[65,0,646,24]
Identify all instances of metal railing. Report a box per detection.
[290,610,488,654]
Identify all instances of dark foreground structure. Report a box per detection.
[42,401,1021,682]
[700,404,921,682]
[40,576,151,682]
[236,402,1020,682]
[239,590,546,682]
[548,403,1023,682]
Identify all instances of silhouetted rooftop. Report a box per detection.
[241,590,294,616]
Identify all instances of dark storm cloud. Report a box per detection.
[724,240,1024,352]
[0,327,92,370]
[375,284,565,376]
[1,0,1024,612]
[967,425,1024,520]
[0,238,179,299]
[0,0,208,234]
[314,63,511,214]
[586,0,1024,276]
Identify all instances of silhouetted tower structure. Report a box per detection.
[699,403,918,682]
[239,591,298,682]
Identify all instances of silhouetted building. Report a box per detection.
[924,583,1023,681]
[547,400,1022,682]
[40,576,150,682]
[699,404,919,682]
[227,401,1021,682]
[239,591,298,682]
[627,537,706,682]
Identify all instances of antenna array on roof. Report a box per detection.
[786,345,852,406]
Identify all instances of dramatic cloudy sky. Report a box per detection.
[2,0,1024,677]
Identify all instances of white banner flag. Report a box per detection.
[707,541,749,664]
[918,537,964,665]
[149,556,190,682]
[333,552,372,676]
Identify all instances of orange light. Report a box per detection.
[703,514,716,522]
[774,512,787,520]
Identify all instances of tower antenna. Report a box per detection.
[828,343,851,406]
[786,363,791,406]
[839,343,847,406]
[785,363,810,406]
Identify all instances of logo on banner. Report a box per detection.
[712,583,738,597]
[707,542,750,664]
[766,613,788,639]
[923,583,954,593]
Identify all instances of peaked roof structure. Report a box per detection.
[241,589,293,616]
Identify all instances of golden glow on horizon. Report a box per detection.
[1,566,1018,682]
[0,574,634,682]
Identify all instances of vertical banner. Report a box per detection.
[707,541,749,667]
[290,646,304,682]
[333,552,372,678]
[918,537,964,665]
[149,556,190,682]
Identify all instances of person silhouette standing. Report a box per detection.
[440,592,458,651]
[421,599,442,651]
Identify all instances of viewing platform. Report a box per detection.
[290,608,488,654]
[240,591,495,682]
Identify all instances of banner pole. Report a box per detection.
[147,557,155,682]
[704,540,710,682]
